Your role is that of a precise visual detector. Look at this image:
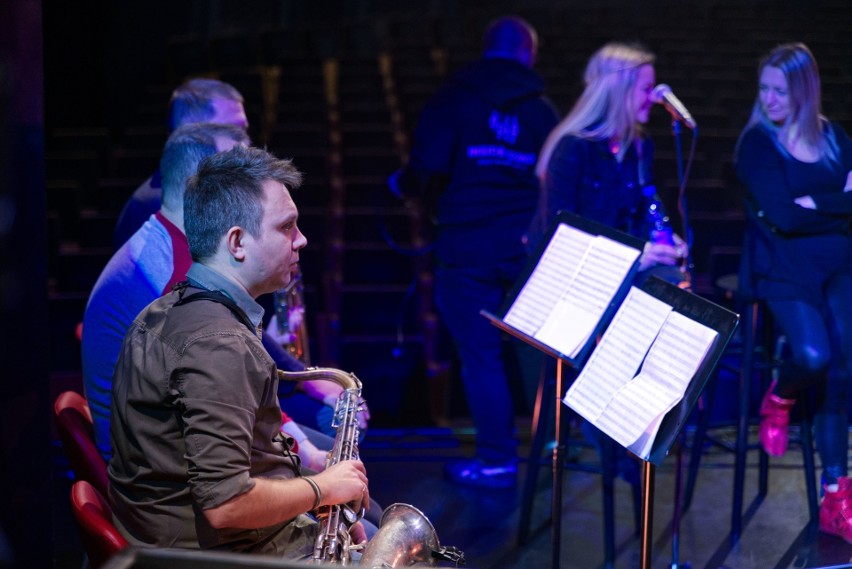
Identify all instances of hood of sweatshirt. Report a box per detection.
[449,57,547,111]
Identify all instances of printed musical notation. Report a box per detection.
[503,223,640,358]
[563,286,718,459]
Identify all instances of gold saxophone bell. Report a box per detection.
[277,368,463,566]
[359,503,466,568]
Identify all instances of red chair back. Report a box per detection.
[54,390,109,497]
[70,480,128,568]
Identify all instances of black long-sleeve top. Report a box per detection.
[735,121,852,304]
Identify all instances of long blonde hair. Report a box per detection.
[536,42,655,179]
[742,42,836,161]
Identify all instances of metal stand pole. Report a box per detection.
[669,435,691,568]
[551,359,565,569]
[732,302,757,540]
[640,461,655,569]
[670,118,696,278]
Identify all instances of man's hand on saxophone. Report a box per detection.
[311,459,371,544]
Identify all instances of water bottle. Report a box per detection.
[642,185,675,246]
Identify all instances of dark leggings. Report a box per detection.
[766,273,852,485]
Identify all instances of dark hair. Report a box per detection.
[167,79,243,133]
[481,15,538,65]
[184,146,303,262]
[160,123,250,211]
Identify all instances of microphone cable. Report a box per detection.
[392,275,420,359]
[375,170,436,359]
[376,170,435,258]
[676,125,699,279]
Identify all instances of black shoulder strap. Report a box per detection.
[173,283,255,334]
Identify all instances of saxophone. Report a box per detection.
[278,367,465,567]
[280,366,363,564]
[273,265,310,364]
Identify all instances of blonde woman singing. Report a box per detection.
[527,41,687,284]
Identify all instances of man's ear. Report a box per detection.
[225,226,247,261]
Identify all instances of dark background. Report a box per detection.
[2,1,851,567]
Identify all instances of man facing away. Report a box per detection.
[109,145,370,556]
[393,15,560,487]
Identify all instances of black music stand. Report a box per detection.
[483,212,738,569]
[627,277,739,568]
[482,211,645,569]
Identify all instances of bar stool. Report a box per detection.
[683,271,819,541]
[517,362,641,568]
[683,273,775,512]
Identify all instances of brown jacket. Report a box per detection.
[108,263,315,557]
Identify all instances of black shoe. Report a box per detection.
[444,458,517,489]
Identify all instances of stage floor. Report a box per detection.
[54,421,852,569]
[357,422,852,569]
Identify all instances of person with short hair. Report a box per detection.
[392,15,560,488]
[167,78,248,132]
[84,122,343,475]
[106,77,363,440]
[113,78,249,250]
[83,122,251,462]
[109,145,370,555]
[734,42,852,542]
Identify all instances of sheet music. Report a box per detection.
[563,287,672,421]
[503,224,593,335]
[533,235,640,357]
[637,311,718,398]
[577,303,719,459]
[625,312,717,456]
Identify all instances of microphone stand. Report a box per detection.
[668,117,697,569]
[671,119,698,282]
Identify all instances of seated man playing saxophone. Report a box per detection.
[109,146,369,557]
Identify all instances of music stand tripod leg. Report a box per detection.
[641,461,655,569]
[550,359,566,569]
[669,433,692,569]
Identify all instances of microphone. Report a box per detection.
[651,84,697,129]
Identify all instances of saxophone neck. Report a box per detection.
[277,366,362,392]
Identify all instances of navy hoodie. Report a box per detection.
[400,57,560,266]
